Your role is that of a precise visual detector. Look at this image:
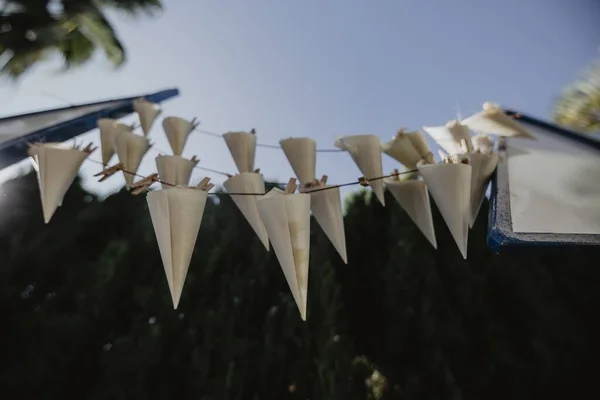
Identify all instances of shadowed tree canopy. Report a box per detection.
[0,169,599,399]
[0,0,162,78]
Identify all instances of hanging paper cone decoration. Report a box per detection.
[97,119,131,166]
[385,178,437,249]
[423,120,473,156]
[405,131,431,159]
[155,155,197,189]
[163,117,198,155]
[223,131,257,173]
[279,138,317,185]
[335,134,386,206]
[28,143,89,224]
[147,186,209,309]
[381,130,423,169]
[461,102,535,139]
[114,130,151,187]
[417,161,471,259]
[468,152,499,228]
[257,186,311,320]
[303,181,347,263]
[472,134,494,154]
[133,98,161,136]
[223,172,270,250]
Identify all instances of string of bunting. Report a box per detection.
[25,98,534,320]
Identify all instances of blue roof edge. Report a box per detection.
[0,88,179,170]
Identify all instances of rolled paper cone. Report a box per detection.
[147,187,208,309]
[381,135,422,170]
[336,134,386,206]
[385,179,437,249]
[163,116,195,155]
[113,130,151,187]
[97,119,130,165]
[304,185,347,263]
[257,189,311,321]
[461,102,535,139]
[417,162,471,259]
[405,131,431,158]
[29,143,88,224]
[134,98,161,136]
[472,134,494,154]
[468,152,499,228]
[279,138,317,184]
[155,155,195,189]
[423,121,472,156]
[223,172,269,250]
[223,132,257,173]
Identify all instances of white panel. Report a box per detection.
[507,122,600,234]
[0,100,128,145]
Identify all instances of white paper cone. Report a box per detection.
[134,98,161,136]
[114,130,151,187]
[163,117,195,155]
[468,152,499,228]
[257,189,311,320]
[423,121,472,156]
[417,162,471,259]
[29,143,88,224]
[223,173,269,250]
[381,135,422,169]
[461,103,535,139]
[156,155,195,189]
[97,119,130,165]
[405,131,431,158]
[385,180,437,249]
[147,188,208,309]
[336,134,386,206]
[223,132,257,173]
[306,186,347,263]
[279,138,317,184]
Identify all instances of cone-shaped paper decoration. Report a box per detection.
[385,179,437,249]
[156,155,196,189]
[406,131,431,158]
[97,119,131,165]
[147,187,208,309]
[134,98,161,136]
[114,130,151,187]
[28,143,88,224]
[223,131,257,173]
[223,173,270,250]
[279,138,317,184]
[163,117,197,155]
[304,185,347,263]
[468,152,499,228]
[423,120,473,156]
[461,102,535,139]
[257,188,311,320]
[335,134,386,206]
[381,131,422,169]
[417,162,471,259]
[472,134,494,154]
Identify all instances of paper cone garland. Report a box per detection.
[335,134,386,206]
[385,178,437,249]
[468,152,499,228]
[223,131,257,173]
[156,155,197,189]
[417,161,471,259]
[223,173,270,250]
[381,130,423,169]
[163,117,198,155]
[114,130,151,187]
[423,120,473,156]
[147,186,209,309]
[279,138,317,185]
[133,98,161,136]
[257,186,311,320]
[97,119,132,166]
[28,143,89,224]
[461,102,535,139]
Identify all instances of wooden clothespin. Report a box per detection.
[94,163,123,182]
[190,155,199,165]
[196,177,214,192]
[130,173,159,195]
[395,128,406,140]
[285,178,297,194]
[358,176,369,187]
[190,117,200,130]
[82,142,97,155]
[391,169,400,180]
[253,168,261,173]
[250,128,256,135]
[319,175,328,186]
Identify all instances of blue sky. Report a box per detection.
[1,0,600,198]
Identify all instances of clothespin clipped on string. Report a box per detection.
[130,173,159,195]
[195,177,215,192]
[250,128,256,135]
[285,178,297,194]
[93,163,123,182]
[81,142,98,155]
[190,155,199,166]
[358,176,370,187]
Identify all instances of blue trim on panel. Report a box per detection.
[0,88,179,170]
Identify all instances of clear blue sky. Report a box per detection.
[1,0,599,197]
